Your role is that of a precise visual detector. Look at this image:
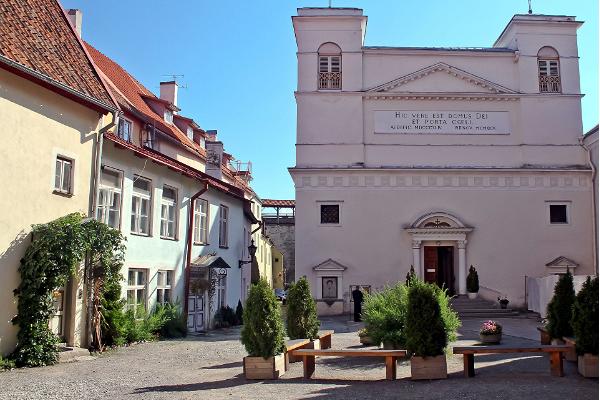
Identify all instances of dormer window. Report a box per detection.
[538,47,561,93]
[318,42,342,90]
[117,119,132,142]
[186,126,194,140]
[164,110,173,124]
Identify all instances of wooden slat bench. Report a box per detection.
[292,349,407,380]
[285,339,311,367]
[453,345,571,377]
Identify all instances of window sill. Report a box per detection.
[194,242,209,246]
[219,245,229,249]
[130,232,151,238]
[53,190,73,198]
[160,236,178,241]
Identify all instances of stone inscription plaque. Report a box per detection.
[374,111,510,134]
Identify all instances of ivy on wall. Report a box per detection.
[10,213,125,367]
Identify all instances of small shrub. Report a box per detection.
[362,283,408,348]
[215,306,238,328]
[466,265,479,293]
[101,280,127,346]
[405,265,416,286]
[156,302,187,338]
[241,279,285,358]
[286,277,320,340]
[571,276,599,355]
[546,271,575,339]
[0,356,16,371]
[236,300,244,325]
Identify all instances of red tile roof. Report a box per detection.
[0,0,115,110]
[262,199,295,208]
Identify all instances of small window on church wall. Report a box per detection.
[538,47,561,93]
[320,204,340,224]
[318,42,342,90]
[549,204,568,224]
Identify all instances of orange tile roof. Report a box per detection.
[85,42,205,158]
[262,199,295,208]
[0,0,115,110]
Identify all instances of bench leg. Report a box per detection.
[284,352,290,371]
[464,354,475,378]
[550,352,564,377]
[385,356,397,380]
[303,355,316,379]
[321,335,331,349]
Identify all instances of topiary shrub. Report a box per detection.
[546,270,575,339]
[241,278,285,358]
[405,265,416,286]
[571,276,599,355]
[362,283,409,348]
[466,265,479,293]
[236,300,244,325]
[286,277,320,340]
[405,279,456,357]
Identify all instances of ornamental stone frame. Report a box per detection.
[405,212,473,295]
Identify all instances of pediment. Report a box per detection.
[313,258,348,272]
[367,62,517,95]
[545,256,578,268]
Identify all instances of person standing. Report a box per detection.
[351,286,364,322]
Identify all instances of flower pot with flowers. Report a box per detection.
[479,320,502,344]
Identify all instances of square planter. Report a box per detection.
[578,354,599,378]
[288,339,320,363]
[243,354,286,380]
[359,336,374,346]
[410,355,448,380]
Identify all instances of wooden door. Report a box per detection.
[423,246,438,284]
[187,293,206,333]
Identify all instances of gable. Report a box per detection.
[313,258,348,272]
[368,62,517,95]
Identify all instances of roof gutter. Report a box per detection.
[579,137,598,275]
[90,112,120,218]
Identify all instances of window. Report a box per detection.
[318,42,342,90]
[117,119,132,142]
[54,156,73,195]
[127,269,148,313]
[193,199,209,244]
[156,270,173,305]
[131,176,151,235]
[549,203,569,224]
[164,110,173,124]
[160,186,177,239]
[216,276,226,308]
[143,128,158,150]
[97,167,122,229]
[538,46,561,93]
[320,204,340,224]
[186,126,194,140]
[219,204,229,247]
[322,277,338,299]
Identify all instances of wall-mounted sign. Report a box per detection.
[374,111,510,135]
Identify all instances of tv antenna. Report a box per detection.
[528,0,533,14]
[328,0,332,8]
[161,74,187,88]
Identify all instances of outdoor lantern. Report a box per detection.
[239,239,257,268]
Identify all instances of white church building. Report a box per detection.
[290,8,595,314]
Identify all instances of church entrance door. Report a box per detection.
[423,246,455,295]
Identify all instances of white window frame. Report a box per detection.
[126,268,148,314]
[143,128,158,150]
[117,118,133,142]
[186,126,194,140]
[318,200,343,227]
[54,156,74,195]
[216,275,226,309]
[193,198,209,244]
[164,110,174,124]
[131,176,152,236]
[219,204,229,248]
[546,201,571,225]
[157,270,173,305]
[160,185,178,239]
[97,167,123,229]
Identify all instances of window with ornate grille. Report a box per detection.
[319,55,341,90]
[538,47,561,93]
[320,204,340,224]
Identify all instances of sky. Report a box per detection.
[62,0,598,201]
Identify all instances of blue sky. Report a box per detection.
[63,0,598,200]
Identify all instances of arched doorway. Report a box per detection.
[405,212,473,295]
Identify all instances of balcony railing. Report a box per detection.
[539,75,561,93]
[319,72,341,90]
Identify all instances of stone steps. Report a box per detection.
[450,295,519,319]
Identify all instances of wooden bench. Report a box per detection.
[318,330,334,349]
[292,349,407,380]
[285,339,311,366]
[453,345,571,377]
[562,337,577,362]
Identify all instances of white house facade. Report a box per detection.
[290,8,595,314]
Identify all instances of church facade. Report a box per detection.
[290,8,595,314]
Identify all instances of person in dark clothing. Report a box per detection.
[351,286,364,322]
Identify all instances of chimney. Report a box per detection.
[159,81,178,108]
[67,9,82,37]
[205,129,218,141]
[205,139,223,180]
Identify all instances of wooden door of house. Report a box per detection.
[424,246,438,284]
[187,293,206,333]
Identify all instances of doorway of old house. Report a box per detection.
[423,246,455,295]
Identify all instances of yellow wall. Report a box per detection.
[0,68,104,355]
[272,247,284,289]
[255,234,273,287]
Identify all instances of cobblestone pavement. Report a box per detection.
[0,316,597,400]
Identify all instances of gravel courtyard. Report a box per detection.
[0,316,597,400]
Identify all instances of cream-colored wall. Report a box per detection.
[272,247,284,289]
[0,68,102,355]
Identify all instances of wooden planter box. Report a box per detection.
[359,335,374,346]
[411,355,448,380]
[243,354,286,380]
[578,354,599,378]
[537,326,551,345]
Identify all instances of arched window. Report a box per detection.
[318,42,341,90]
[537,46,561,93]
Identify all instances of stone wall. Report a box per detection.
[264,218,295,285]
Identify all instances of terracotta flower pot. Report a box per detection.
[480,333,502,344]
[243,354,286,380]
[467,292,478,300]
[410,355,448,380]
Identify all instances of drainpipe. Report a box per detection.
[580,138,598,275]
[184,181,209,317]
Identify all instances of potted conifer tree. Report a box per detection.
[241,279,286,379]
[286,277,320,361]
[546,270,575,345]
[571,276,598,378]
[466,265,479,299]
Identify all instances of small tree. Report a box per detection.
[466,265,479,293]
[546,270,575,339]
[405,280,448,357]
[405,265,416,286]
[241,279,285,358]
[571,276,599,355]
[236,300,244,325]
[362,283,409,348]
[286,277,320,339]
